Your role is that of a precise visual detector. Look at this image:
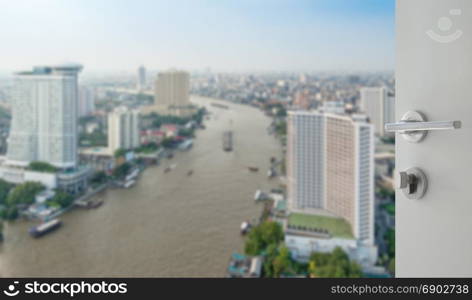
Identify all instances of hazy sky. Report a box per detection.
[0,0,395,73]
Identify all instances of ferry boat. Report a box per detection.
[29,219,62,238]
[211,102,229,109]
[87,200,104,209]
[126,169,140,181]
[240,221,252,235]
[164,164,177,173]
[223,131,233,151]
[254,190,263,201]
[123,179,136,188]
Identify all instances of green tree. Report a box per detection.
[377,186,395,200]
[308,260,317,277]
[308,247,363,278]
[0,179,13,205]
[274,121,287,136]
[1,206,18,221]
[244,221,284,255]
[191,107,206,124]
[90,171,108,185]
[79,129,107,147]
[6,182,44,207]
[384,229,395,258]
[113,162,131,178]
[135,142,159,153]
[49,191,74,208]
[161,137,175,148]
[178,128,194,137]
[272,245,292,277]
[114,148,127,158]
[29,161,58,173]
[276,106,287,117]
[263,243,279,277]
[388,258,395,275]
[280,158,286,175]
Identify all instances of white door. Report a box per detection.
[395,0,472,277]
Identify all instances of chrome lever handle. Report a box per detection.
[385,120,461,132]
[384,111,461,143]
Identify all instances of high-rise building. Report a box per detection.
[286,111,375,245]
[78,86,95,117]
[107,106,140,154]
[141,69,195,117]
[360,87,394,136]
[137,65,146,91]
[384,93,395,128]
[155,69,189,107]
[293,90,310,110]
[6,64,83,169]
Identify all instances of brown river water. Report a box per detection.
[0,96,281,277]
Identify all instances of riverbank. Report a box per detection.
[0,96,282,277]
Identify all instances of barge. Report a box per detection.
[29,219,62,238]
[223,131,233,151]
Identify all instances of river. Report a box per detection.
[0,96,281,277]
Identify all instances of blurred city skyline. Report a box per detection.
[0,0,394,73]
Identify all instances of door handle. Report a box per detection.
[384,110,461,142]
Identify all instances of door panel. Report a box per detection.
[397,0,472,277]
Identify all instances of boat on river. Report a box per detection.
[240,221,252,235]
[211,102,229,109]
[123,180,136,188]
[223,131,233,151]
[88,200,104,209]
[29,219,62,238]
[164,164,177,173]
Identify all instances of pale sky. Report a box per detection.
[0,0,395,73]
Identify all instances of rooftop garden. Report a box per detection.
[28,161,58,173]
[288,213,354,239]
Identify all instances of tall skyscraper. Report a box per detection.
[155,69,189,107]
[7,64,83,169]
[108,106,140,153]
[78,86,95,117]
[137,65,146,91]
[287,111,375,245]
[141,69,195,117]
[360,87,394,136]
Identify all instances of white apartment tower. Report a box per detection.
[7,64,83,169]
[137,65,146,91]
[360,87,394,136]
[287,111,375,245]
[108,106,140,153]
